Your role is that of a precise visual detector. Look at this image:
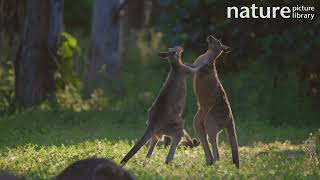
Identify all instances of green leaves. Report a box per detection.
[0,61,15,114]
[157,0,318,67]
[57,32,81,60]
[303,130,320,175]
[55,32,81,90]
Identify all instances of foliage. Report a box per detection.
[53,32,109,112]
[0,62,15,114]
[55,32,81,91]
[56,86,108,112]
[317,130,320,158]
[136,29,165,65]
[157,0,320,60]
[0,37,18,114]
[222,62,317,125]
[157,0,320,106]
[303,130,320,175]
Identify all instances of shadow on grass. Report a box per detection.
[0,109,317,151]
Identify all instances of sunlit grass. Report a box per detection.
[0,109,319,179]
[0,139,315,179]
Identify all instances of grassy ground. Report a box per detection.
[0,108,319,179]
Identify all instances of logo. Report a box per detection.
[227,4,315,20]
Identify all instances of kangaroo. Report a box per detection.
[186,35,239,168]
[56,158,134,180]
[120,46,201,165]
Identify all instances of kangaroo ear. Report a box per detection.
[158,52,169,59]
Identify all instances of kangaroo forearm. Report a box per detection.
[178,62,203,73]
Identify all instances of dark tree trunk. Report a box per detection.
[48,0,63,50]
[15,0,63,106]
[119,0,161,62]
[0,0,3,45]
[0,0,25,50]
[125,0,145,30]
[149,0,160,26]
[120,0,145,61]
[87,0,120,90]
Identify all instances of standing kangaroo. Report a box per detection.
[120,46,200,165]
[187,35,239,168]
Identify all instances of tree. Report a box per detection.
[123,0,145,30]
[87,0,120,91]
[120,0,145,60]
[0,0,25,41]
[15,0,63,106]
[119,0,161,63]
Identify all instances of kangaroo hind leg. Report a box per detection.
[165,130,183,164]
[205,111,221,162]
[143,136,158,166]
[208,132,220,161]
[193,109,213,165]
[226,123,239,168]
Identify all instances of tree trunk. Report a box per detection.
[0,0,3,46]
[87,0,120,90]
[125,0,145,30]
[0,0,25,39]
[15,0,63,106]
[120,0,145,61]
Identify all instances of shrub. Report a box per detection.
[55,32,81,91]
[303,130,320,175]
[56,86,108,112]
[0,62,15,114]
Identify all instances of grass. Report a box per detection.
[0,108,319,179]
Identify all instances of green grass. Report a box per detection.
[0,108,319,179]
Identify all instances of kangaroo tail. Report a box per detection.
[120,127,155,165]
[226,123,239,168]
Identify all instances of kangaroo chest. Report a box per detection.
[148,70,187,130]
[160,73,186,114]
[193,68,228,110]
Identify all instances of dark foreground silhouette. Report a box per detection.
[56,158,134,180]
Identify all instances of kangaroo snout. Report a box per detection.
[222,45,231,53]
[206,35,216,43]
[158,46,184,61]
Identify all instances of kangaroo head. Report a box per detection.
[207,35,231,54]
[158,46,184,65]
